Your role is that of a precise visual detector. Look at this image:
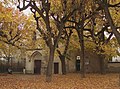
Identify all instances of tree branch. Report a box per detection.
[108,2,120,7]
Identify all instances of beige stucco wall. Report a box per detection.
[26,59,33,74]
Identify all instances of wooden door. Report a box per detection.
[34,60,41,74]
[54,63,59,74]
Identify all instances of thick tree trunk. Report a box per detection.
[77,29,85,78]
[60,56,66,75]
[57,50,67,75]
[103,2,120,45]
[60,31,72,75]
[61,59,66,75]
[98,54,105,74]
[46,47,55,82]
[77,15,85,78]
[57,30,72,75]
[80,32,85,78]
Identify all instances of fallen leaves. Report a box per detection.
[0,73,119,89]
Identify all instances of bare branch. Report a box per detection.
[108,2,120,7]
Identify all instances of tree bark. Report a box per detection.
[98,54,105,74]
[81,36,85,78]
[57,30,72,75]
[57,50,67,75]
[77,29,85,78]
[46,47,55,82]
[60,56,66,75]
[60,30,72,75]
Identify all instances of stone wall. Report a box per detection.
[107,62,120,73]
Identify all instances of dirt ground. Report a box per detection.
[0,73,120,89]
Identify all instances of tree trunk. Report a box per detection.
[60,30,72,75]
[77,29,85,78]
[98,54,105,74]
[57,30,72,75]
[60,56,66,75]
[103,2,120,45]
[80,31,85,78]
[46,47,55,82]
[76,15,85,78]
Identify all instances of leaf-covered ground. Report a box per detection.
[0,73,120,89]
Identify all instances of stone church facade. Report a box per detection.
[25,50,63,74]
[25,49,102,75]
[24,49,120,75]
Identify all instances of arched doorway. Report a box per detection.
[31,51,42,74]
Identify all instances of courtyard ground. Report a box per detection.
[0,73,120,89]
